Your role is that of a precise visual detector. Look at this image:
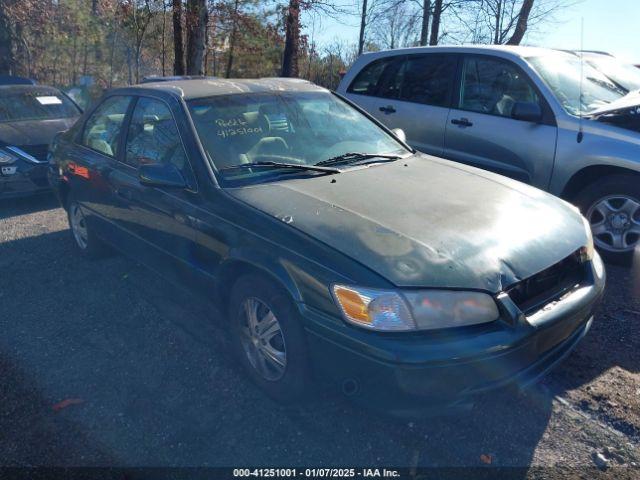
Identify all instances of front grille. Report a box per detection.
[507,251,585,314]
[17,144,49,162]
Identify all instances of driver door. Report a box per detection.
[108,95,201,285]
[443,55,558,188]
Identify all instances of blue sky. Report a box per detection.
[303,0,640,64]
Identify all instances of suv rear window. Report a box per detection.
[398,54,456,107]
[348,54,456,108]
[347,57,394,96]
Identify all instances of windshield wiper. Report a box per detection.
[315,152,402,167]
[220,161,341,174]
[586,76,627,95]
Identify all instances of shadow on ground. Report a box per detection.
[0,194,59,221]
[0,215,627,473]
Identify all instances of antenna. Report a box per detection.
[577,17,584,143]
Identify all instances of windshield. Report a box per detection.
[187,91,407,182]
[585,55,640,93]
[0,89,80,122]
[528,53,627,115]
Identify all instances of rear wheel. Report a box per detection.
[574,175,640,264]
[229,274,311,402]
[67,194,109,259]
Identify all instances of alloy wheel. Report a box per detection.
[239,297,287,381]
[70,204,89,250]
[587,195,640,252]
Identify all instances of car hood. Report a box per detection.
[0,117,77,147]
[229,154,588,292]
[589,90,640,116]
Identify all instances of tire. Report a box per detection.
[66,193,110,259]
[229,274,311,403]
[574,174,640,265]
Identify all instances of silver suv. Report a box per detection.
[338,45,640,263]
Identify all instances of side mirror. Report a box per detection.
[138,163,186,189]
[511,102,542,123]
[391,128,407,143]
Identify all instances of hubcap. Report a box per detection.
[70,204,88,250]
[239,298,287,381]
[587,195,640,252]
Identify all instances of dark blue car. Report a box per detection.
[48,78,605,415]
[0,82,80,198]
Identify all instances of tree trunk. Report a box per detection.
[429,0,442,46]
[0,1,13,75]
[357,0,367,55]
[419,0,430,46]
[281,0,300,77]
[162,0,167,76]
[506,0,534,45]
[494,0,502,44]
[172,0,185,75]
[225,0,239,78]
[186,0,207,75]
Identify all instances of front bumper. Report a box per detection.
[0,158,50,198]
[302,254,605,415]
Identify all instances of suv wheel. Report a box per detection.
[229,274,311,402]
[575,175,640,264]
[67,195,109,259]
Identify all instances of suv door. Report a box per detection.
[444,55,558,188]
[108,95,202,285]
[345,53,456,156]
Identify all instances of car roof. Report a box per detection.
[121,77,327,100]
[360,44,562,60]
[0,84,62,95]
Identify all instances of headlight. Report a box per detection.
[331,285,499,331]
[580,216,595,262]
[0,149,17,164]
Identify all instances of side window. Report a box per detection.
[81,96,132,157]
[124,97,194,182]
[459,57,540,118]
[399,54,456,107]
[347,57,394,96]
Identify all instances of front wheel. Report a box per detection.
[229,274,311,403]
[574,175,640,264]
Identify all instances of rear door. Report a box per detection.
[443,54,557,188]
[344,53,456,157]
[71,95,134,240]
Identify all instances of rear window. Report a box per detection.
[347,57,394,96]
[0,89,80,122]
[398,54,456,107]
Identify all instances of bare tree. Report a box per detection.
[506,0,534,44]
[445,0,572,45]
[126,0,154,83]
[372,2,420,49]
[429,0,443,44]
[419,0,430,46]
[172,0,185,74]
[185,0,207,74]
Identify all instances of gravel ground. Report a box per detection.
[1,194,639,478]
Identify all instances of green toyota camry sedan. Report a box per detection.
[48,78,605,415]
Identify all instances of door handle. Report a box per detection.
[451,117,473,127]
[379,105,396,114]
